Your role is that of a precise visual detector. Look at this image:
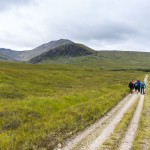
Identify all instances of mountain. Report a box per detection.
[0,39,74,61]
[0,39,95,62]
[0,48,19,61]
[29,43,95,63]
[18,39,74,61]
[0,52,12,61]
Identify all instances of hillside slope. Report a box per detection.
[18,39,74,61]
[0,50,16,61]
[0,39,74,61]
[29,43,95,63]
[35,50,150,70]
[0,48,20,61]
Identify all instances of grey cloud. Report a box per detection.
[1,0,150,51]
[76,22,137,42]
[48,16,138,46]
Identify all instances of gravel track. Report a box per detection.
[59,75,148,150]
[87,94,139,150]
[119,75,148,150]
[60,95,136,150]
[119,95,144,150]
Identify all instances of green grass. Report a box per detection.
[133,75,150,149]
[0,62,145,149]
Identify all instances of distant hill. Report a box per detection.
[29,43,95,63]
[0,49,17,61]
[37,50,150,70]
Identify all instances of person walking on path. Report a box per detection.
[140,81,146,94]
[137,80,141,93]
[134,80,140,93]
[128,80,135,94]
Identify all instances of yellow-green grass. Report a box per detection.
[101,97,139,150]
[133,75,150,150]
[0,62,145,149]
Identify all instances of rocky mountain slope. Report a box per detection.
[0,39,75,61]
[18,39,74,61]
[29,43,95,63]
[0,48,20,61]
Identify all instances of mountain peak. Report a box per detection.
[51,39,73,43]
[42,39,73,49]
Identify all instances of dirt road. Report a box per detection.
[56,75,148,150]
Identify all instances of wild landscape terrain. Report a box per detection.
[0,39,150,150]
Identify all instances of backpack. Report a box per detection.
[129,82,134,88]
[141,82,145,87]
[134,83,138,87]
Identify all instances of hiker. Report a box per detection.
[140,81,146,94]
[137,80,141,93]
[128,80,135,94]
[134,80,140,93]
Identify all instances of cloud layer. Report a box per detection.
[0,0,150,51]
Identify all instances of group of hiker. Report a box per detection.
[128,80,146,94]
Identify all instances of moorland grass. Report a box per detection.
[0,62,145,149]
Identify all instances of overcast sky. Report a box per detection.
[0,0,150,51]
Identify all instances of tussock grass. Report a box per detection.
[0,62,145,149]
[133,75,150,150]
